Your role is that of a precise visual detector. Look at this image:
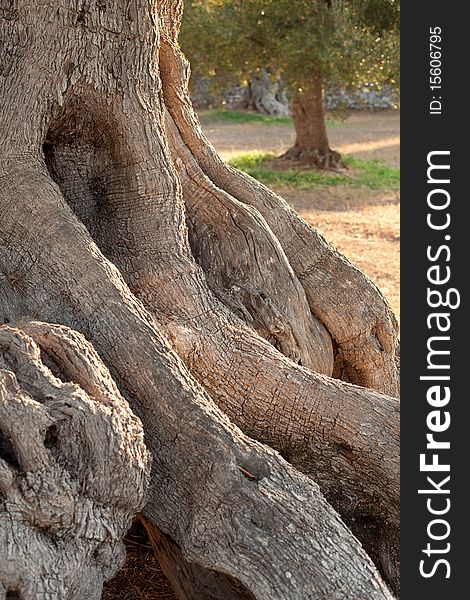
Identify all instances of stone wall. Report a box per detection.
[325,85,399,111]
[190,76,399,112]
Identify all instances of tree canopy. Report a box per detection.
[181,0,400,97]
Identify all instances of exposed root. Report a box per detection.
[166,112,334,375]
[159,36,399,397]
[278,145,346,170]
[1,154,399,594]
[20,86,398,589]
[0,322,150,600]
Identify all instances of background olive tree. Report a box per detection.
[181,0,400,167]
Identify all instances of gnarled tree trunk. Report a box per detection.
[0,323,151,599]
[1,1,399,598]
[282,76,343,168]
[245,69,291,117]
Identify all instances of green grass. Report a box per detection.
[228,151,400,190]
[200,108,341,128]
[201,108,293,126]
[343,156,400,189]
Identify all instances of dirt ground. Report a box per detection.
[200,111,400,320]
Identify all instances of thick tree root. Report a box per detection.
[34,91,399,587]
[1,139,399,595]
[159,36,399,397]
[162,113,399,587]
[0,294,395,600]
[166,112,334,375]
[0,158,398,596]
[279,145,345,170]
[0,322,150,600]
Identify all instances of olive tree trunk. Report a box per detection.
[1,1,399,598]
[283,76,343,168]
[245,69,291,117]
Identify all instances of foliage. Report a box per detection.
[181,0,400,97]
[229,151,400,190]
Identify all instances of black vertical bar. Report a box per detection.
[401,3,468,598]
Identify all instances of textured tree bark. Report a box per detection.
[158,36,399,398]
[0,323,151,599]
[1,1,399,598]
[285,78,343,168]
[245,69,291,117]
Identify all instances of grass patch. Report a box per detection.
[200,108,341,128]
[343,156,400,189]
[229,151,400,190]
[201,108,293,126]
